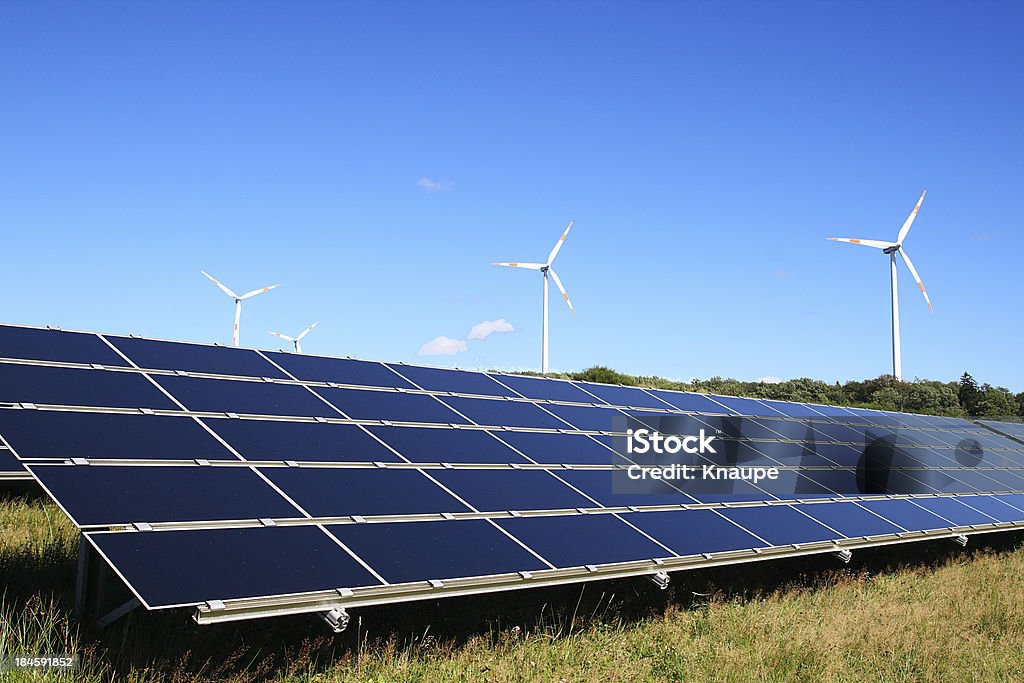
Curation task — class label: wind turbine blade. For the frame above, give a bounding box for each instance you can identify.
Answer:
[897,190,927,244]
[548,268,575,315]
[201,271,238,299]
[898,249,933,313]
[297,321,319,340]
[240,283,281,300]
[269,331,295,341]
[826,238,896,250]
[492,262,545,270]
[546,220,573,265]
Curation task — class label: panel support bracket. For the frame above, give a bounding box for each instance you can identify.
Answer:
[320,606,350,633]
[952,535,969,547]
[832,549,853,564]
[646,571,670,590]
[96,597,142,629]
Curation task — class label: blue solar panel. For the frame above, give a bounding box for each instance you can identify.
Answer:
[543,403,627,431]
[794,502,903,538]
[959,495,1024,522]
[328,520,548,584]
[108,336,288,378]
[388,364,510,396]
[207,418,400,463]
[439,396,569,430]
[982,421,1024,441]
[706,395,777,417]
[810,422,875,443]
[366,426,527,464]
[29,465,297,526]
[495,515,669,567]
[810,404,867,421]
[669,477,776,504]
[0,448,22,472]
[0,325,129,367]
[489,373,602,403]
[494,432,623,465]
[646,390,734,414]
[0,410,233,460]
[909,497,1001,526]
[718,506,838,545]
[755,400,831,419]
[0,364,177,410]
[264,352,415,388]
[554,469,697,507]
[429,469,595,512]
[993,494,1024,513]
[263,468,471,517]
[627,509,766,555]
[856,499,954,531]
[155,375,336,417]
[314,387,468,424]
[87,526,382,607]
[570,382,675,410]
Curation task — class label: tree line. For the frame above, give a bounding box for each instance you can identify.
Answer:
[551,367,1024,420]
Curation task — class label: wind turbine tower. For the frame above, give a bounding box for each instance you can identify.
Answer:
[494,221,576,374]
[828,191,933,380]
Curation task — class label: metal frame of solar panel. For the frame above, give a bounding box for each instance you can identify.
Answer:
[4,322,1024,632]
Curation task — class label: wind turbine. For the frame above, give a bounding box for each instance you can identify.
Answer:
[269,322,319,353]
[827,190,933,381]
[493,221,575,374]
[201,271,280,347]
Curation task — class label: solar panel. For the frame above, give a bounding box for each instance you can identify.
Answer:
[4,322,1024,631]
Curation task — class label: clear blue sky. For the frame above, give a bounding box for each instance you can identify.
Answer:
[1,1,1021,389]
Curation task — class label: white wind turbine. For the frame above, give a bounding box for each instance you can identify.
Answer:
[827,190,933,381]
[201,271,281,347]
[269,322,319,353]
[493,221,575,374]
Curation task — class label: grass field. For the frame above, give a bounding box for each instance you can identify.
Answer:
[3,487,1024,681]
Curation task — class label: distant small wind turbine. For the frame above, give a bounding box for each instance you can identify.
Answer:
[493,220,575,374]
[201,271,280,347]
[827,190,933,381]
[269,322,319,353]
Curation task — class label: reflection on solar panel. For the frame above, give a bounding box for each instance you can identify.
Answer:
[3,323,1024,631]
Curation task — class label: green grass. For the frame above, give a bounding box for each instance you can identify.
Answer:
[4,489,1024,681]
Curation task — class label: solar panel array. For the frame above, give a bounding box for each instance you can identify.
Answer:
[3,323,1024,625]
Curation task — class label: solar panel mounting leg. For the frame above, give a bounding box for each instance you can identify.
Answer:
[96,598,142,630]
[320,607,350,633]
[75,536,108,619]
[832,549,853,564]
[646,571,671,590]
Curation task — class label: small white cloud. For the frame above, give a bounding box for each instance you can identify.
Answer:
[757,376,783,384]
[418,336,467,356]
[417,177,454,192]
[467,318,515,341]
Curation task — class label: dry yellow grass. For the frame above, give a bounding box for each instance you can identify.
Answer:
[2,490,1024,682]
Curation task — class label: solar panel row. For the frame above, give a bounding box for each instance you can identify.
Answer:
[2,323,1023,627]
[81,492,1024,611]
[0,324,987,427]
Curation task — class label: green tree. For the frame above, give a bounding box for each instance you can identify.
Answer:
[975,384,1019,418]
[959,372,981,415]
[572,366,637,386]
